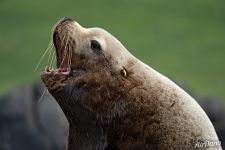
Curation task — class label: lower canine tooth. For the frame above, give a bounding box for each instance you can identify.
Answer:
[45,66,50,72]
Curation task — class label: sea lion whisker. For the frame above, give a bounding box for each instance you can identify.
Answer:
[47,43,54,63]
[69,49,72,68]
[68,45,72,69]
[58,35,69,69]
[51,20,68,35]
[35,40,53,72]
[38,88,48,103]
[63,36,71,69]
[56,30,66,45]
[55,24,67,31]
[59,31,66,41]
[57,26,69,41]
[49,50,56,69]
[51,31,66,69]
[53,51,56,68]
[67,47,70,68]
[48,43,55,68]
[49,41,57,69]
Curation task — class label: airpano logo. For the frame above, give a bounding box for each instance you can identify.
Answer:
[195,140,221,148]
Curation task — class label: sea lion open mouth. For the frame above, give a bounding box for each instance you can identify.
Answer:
[48,18,85,72]
[41,18,86,91]
[53,32,71,72]
[53,18,73,72]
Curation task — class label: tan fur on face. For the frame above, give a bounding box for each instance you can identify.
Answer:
[63,22,135,73]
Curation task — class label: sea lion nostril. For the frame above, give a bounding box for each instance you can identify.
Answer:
[58,17,73,25]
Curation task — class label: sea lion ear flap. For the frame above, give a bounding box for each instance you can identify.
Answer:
[120,67,127,78]
[120,67,141,90]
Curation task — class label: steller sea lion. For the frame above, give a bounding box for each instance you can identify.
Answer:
[41,17,221,150]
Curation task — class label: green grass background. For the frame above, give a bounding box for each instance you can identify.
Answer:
[0,0,225,99]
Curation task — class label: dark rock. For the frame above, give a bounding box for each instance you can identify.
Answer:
[0,82,68,150]
[198,96,225,149]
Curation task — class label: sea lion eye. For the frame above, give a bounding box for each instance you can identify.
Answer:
[91,40,102,52]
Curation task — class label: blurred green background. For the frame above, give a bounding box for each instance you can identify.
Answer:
[0,0,225,99]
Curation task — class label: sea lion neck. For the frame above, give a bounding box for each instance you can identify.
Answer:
[51,89,107,150]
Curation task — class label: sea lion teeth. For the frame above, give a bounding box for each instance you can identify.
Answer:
[61,71,70,75]
[57,68,70,72]
[45,66,50,72]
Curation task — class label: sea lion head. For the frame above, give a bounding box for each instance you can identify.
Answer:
[41,17,137,121]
